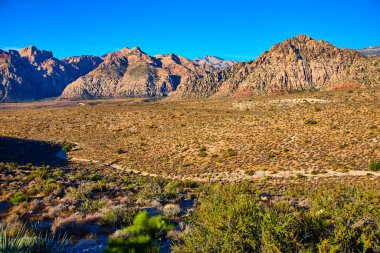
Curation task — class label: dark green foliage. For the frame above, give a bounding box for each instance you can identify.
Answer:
[369,160,380,171]
[116,149,126,155]
[62,142,74,153]
[198,147,207,157]
[105,211,174,253]
[9,193,29,205]
[173,184,380,253]
[305,119,317,125]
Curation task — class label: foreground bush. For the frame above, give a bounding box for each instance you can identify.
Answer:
[172,183,380,253]
[106,211,174,253]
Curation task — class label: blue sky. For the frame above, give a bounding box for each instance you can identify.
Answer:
[1,0,379,61]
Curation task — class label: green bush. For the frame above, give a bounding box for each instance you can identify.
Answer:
[116,148,126,155]
[369,160,380,171]
[62,142,74,153]
[305,119,317,125]
[9,193,29,205]
[105,211,173,253]
[164,181,180,198]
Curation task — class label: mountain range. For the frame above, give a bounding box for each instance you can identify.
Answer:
[1,35,380,102]
[357,46,380,56]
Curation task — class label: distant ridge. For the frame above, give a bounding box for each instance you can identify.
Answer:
[357,45,380,56]
[193,56,237,69]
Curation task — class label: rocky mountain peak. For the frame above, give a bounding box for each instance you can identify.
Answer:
[19,45,53,64]
[174,34,380,99]
[0,47,102,102]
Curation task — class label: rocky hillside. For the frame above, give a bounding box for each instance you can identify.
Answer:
[193,56,237,69]
[61,47,214,99]
[173,35,380,99]
[0,46,102,102]
[357,46,380,56]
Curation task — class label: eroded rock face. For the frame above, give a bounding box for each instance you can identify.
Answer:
[61,48,214,99]
[193,56,237,69]
[0,47,102,102]
[174,35,380,99]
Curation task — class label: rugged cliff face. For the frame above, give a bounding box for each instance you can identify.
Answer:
[173,35,380,99]
[0,46,102,102]
[61,47,214,99]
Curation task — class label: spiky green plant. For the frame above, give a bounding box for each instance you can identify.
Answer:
[0,223,70,253]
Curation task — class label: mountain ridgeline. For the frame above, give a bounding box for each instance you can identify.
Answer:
[174,35,380,99]
[60,47,215,99]
[0,46,102,102]
[1,35,380,102]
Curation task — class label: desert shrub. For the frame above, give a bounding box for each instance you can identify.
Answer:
[163,204,181,217]
[62,142,74,153]
[116,148,126,155]
[172,183,380,253]
[197,147,207,157]
[369,160,380,171]
[137,182,162,200]
[105,211,173,253]
[305,119,317,125]
[9,193,29,205]
[100,208,137,228]
[163,181,180,198]
[245,170,256,176]
[226,148,237,157]
[52,213,101,236]
[79,198,108,214]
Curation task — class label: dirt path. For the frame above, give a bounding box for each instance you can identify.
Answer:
[60,152,380,182]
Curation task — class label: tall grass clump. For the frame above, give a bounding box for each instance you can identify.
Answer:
[0,223,70,253]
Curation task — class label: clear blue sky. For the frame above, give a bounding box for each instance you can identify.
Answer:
[1,0,379,61]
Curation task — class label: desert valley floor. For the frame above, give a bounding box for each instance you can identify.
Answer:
[1,87,379,181]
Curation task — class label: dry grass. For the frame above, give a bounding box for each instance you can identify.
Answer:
[0,88,379,178]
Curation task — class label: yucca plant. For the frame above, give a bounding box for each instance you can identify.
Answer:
[0,223,70,253]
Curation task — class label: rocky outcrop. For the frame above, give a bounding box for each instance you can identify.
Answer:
[0,46,102,102]
[173,35,380,99]
[357,46,380,56]
[193,56,237,69]
[61,48,214,99]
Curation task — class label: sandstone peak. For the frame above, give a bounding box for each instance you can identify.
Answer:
[0,47,102,102]
[175,35,380,99]
[19,45,53,64]
[293,34,314,42]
